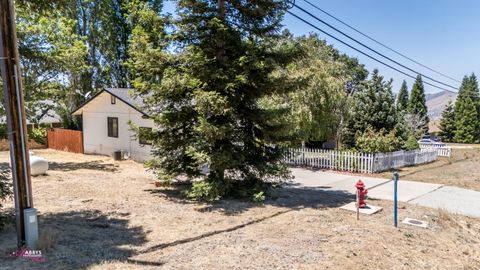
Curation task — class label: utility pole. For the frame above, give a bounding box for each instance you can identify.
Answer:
[0,0,37,249]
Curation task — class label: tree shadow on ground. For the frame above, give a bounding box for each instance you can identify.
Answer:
[0,210,159,269]
[47,161,118,172]
[146,181,355,216]
[0,160,117,173]
[145,185,194,205]
[140,185,354,256]
[206,186,355,215]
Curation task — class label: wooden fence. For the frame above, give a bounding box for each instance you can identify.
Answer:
[284,148,438,173]
[419,143,452,157]
[47,128,83,154]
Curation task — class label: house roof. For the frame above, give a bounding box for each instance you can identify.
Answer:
[71,88,149,117]
[0,99,62,124]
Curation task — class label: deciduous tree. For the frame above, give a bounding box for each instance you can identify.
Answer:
[275,33,367,146]
[12,1,163,128]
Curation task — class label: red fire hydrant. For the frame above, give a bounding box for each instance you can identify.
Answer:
[355,180,368,208]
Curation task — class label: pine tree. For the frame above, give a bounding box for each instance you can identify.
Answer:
[454,74,480,143]
[342,69,398,148]
[454,97,479,143]
[396,80,409,112]
[408,75,429,128]
[439,102,456,142]
[128,0,297,199]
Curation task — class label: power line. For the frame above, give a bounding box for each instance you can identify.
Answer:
[292,3,458,91]
[286,10,457,94]
[302,0,461,84]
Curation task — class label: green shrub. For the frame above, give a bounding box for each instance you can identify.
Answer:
[185,181,224,202]
[355,127,403,153]
[251,191,266,202]
[404,135,420,151]
[28,127,48,145]
[184,177,275,202]
[0,124,7,140]
[0,169,12,230]
[0,213,14,230]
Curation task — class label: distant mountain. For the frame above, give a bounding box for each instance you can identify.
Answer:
[426,91,457,120]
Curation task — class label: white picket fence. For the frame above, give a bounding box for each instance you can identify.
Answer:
[419,143,452,157]
[284,148,374,173]
[372,149,438,172]
[284,148,439,173]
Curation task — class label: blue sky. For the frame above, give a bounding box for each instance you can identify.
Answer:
[162,0,480,94]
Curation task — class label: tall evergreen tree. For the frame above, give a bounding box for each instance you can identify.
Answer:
[342,69,397,147]
[128,0,297,199]
[408,75,429,128]
[454,97,479,143]
[439,102,456,142]
[454,74,480,143]
[396,80,409,112]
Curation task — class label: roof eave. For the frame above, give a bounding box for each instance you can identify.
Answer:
[70,88,150,118]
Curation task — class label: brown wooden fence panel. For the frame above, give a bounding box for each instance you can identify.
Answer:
[47,128,83,154]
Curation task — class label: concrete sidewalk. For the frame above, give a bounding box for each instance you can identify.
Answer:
[290,168,480,218]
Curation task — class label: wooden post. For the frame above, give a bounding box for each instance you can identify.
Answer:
[0,0,34,248]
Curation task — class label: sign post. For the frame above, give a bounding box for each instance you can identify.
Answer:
[393,170,399,227]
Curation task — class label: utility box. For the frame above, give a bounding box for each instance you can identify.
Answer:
[113,150,124,161]
[24,208,39,248]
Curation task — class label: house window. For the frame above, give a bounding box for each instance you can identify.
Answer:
[111,95,116,104]
[107,117,118,138]
[139,127,152,145]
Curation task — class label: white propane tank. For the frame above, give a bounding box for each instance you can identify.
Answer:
[29,156,49,176]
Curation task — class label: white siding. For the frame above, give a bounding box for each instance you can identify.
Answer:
[81,92,154,161]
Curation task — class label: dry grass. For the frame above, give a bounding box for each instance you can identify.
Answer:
[0,139,45,151]
[36,228,57,251]
[436,208,455,227]
[0,149,479,269]
[378,147,480,191]
[447,143,480,149]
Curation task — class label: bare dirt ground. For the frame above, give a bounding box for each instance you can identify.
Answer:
[0,149,479,269]
[378,147,480,192]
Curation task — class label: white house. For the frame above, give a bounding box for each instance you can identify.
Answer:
[72,88,154,161]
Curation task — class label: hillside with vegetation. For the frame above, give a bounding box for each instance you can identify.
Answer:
[426,91,457,120]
